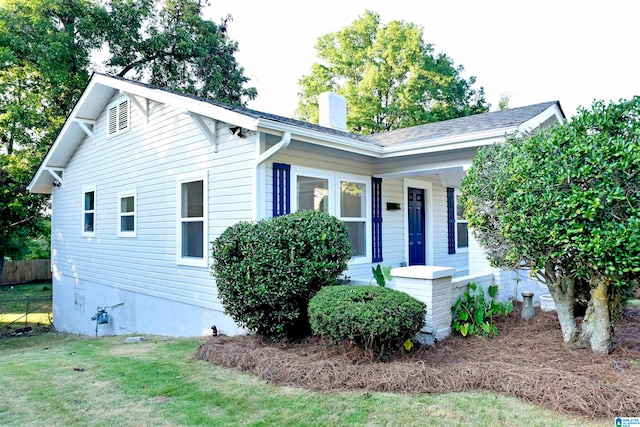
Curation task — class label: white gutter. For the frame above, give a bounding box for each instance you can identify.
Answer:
[256,131,291,165]
[254,131,292,220]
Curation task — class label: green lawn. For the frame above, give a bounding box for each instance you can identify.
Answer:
[0,333,605,426]
[0,282,52,330]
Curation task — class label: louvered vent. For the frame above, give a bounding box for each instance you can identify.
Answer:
[107,98,130,137]
[108,106,118,135]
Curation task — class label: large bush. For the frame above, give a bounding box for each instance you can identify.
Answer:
[462,97,640,354]
[211,210,351,340]
[308,285,426,359]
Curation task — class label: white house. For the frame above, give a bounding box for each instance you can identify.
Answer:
[28,73,565,337]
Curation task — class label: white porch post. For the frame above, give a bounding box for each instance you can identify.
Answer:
[390,266,456,341]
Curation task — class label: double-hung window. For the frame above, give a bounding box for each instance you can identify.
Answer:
[82,186,96,237]
[177,173,208,267]
[455,190,469,251]
[339,180,367,257]
[117,190,137,238]
[292,167,371,263]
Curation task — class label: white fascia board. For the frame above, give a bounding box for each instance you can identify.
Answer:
[379,126,517,158]
[28,78,105,193]
[517,104,564,133]
[255,119,384,157]
[101,76,259,130]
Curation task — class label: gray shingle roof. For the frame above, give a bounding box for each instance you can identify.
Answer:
[104,73,562,147]
[364,101,563,147]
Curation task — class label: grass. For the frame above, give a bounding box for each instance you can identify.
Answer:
[0,333,606,426]
[0,282,52,329]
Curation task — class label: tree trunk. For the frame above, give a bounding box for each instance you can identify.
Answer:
[579,277,612,354]
[545,272,577,344]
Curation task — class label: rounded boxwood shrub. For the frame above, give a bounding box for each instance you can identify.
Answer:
[308,285,426,359]
[211,210,351,340]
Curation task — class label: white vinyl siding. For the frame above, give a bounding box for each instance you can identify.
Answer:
[50,95,255,318]
[117,189,137,238]
[107,97,130,138]
[82,186,96,237]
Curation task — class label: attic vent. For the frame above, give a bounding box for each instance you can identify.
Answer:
[107,98,130,138]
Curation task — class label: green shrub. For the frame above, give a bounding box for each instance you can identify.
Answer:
[451,282,513,337]
[308,285,426,359]
[211,210,352,340]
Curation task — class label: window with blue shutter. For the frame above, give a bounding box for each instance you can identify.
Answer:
[272,163,291,217]
[447,187,456,254]
[372,177,383,262]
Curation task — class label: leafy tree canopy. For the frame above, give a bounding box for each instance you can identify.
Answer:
[0,149,50,275]
[0,0,256,154]
[461,97,640,354]
[0,0,256,272]
[295,10,488,134]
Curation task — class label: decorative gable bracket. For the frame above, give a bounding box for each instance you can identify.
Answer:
[120,90,149,123]
[72,118,96,143]
[184,111,218,152]
[45,167,65,187]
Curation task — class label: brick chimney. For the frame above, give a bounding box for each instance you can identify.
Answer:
[318,92,347,131]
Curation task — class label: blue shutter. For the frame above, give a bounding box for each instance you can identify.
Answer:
[272,163,290,217]
[372,177,383,262]
[447,187,456,254]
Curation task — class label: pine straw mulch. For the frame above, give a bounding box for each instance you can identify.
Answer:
[195,304,640,419]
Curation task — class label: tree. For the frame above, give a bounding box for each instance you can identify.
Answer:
[0,0,256,269]
[0,0,256,155]
[0,150,50,279]
[461,97,640,354]
[103,0,256,103]
[295,10,488,134]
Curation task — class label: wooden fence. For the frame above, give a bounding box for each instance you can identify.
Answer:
[1,259,52,284]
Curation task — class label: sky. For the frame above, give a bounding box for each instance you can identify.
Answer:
[203,0,640,120]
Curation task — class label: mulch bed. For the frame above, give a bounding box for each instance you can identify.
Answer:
[195,303,640,419]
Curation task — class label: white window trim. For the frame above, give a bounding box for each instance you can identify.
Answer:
[291,166,372,265]
[454,189,469,253]
[82,185,96,238]
[176,171,209,267]
[106,96,130,139]
[117,189,137,238]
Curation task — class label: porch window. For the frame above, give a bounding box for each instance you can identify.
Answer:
[292,168,371,263]
[455,191,469,250]
[82,186,96,237]
[339,180,367,257]
[177,172,208,267]
[117,189,136,238]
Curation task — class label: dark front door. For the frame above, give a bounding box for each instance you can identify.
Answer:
[408,188,425,265]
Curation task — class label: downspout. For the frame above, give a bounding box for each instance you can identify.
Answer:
[256,131,291,165]
[254,131,292,220]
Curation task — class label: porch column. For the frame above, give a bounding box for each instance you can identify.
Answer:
[390,266,455,341]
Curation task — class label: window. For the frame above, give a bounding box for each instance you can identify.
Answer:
[177,173,208,266]
[339,180,367,257]
[117,190,137,238]
[82,186,96,237]
[455,190,469,251]
[107,97,130,138]
[291,168,371,262]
